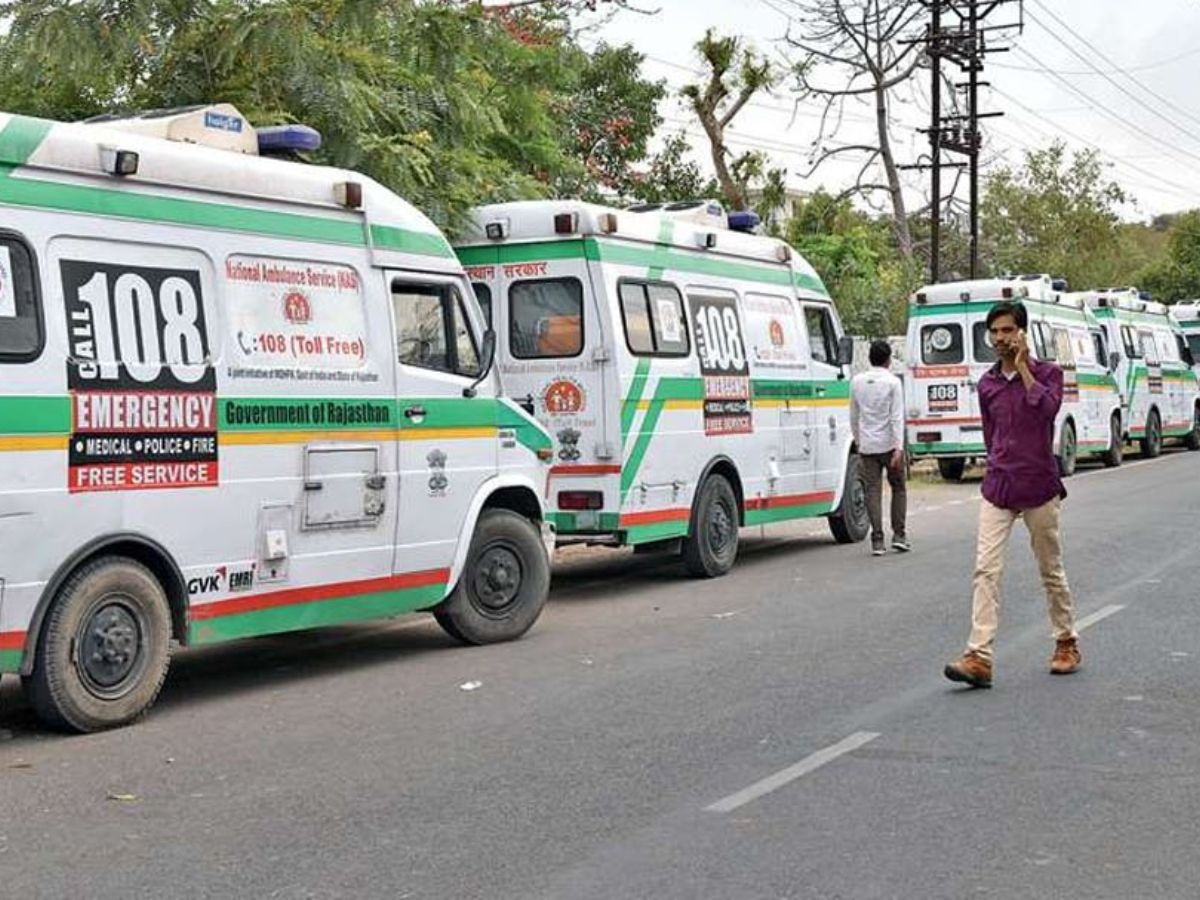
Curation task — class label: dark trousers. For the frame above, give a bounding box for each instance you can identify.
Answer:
[861,452,907,542]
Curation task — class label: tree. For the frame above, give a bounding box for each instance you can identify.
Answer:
[785,0,926,262]
[0,0,665,234]
[628,132,718,204]
[980,142,1130,290]
[558,42,666,200]
[681,29,778,212]
[784,189,916,336]
[1137,210,1200,302]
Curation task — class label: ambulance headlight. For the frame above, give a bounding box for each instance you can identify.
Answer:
[100,146,139,177]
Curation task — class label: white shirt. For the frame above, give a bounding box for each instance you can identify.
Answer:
[850,365,905,455]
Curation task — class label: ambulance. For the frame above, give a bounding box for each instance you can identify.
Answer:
[0,105,554,732]
[453,199,869,578]
[905,275,1124,480]
[1169,300,1200,376]
[1077,288,1200,456]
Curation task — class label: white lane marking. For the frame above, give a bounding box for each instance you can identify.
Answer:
[705,731,880,813]
[1075,604,1125,632]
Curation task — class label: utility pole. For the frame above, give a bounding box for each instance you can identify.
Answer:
[916,0,1022,281]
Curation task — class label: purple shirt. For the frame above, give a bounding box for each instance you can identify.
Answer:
[978,358,1067,510]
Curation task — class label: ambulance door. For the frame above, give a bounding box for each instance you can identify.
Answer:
[388,271,496,575]
[743,292,814,496]
[911,310,975,451]
[1050,324,1080,435]
[503,247,611,515]
[799,302,848,497]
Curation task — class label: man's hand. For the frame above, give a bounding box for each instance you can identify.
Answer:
[1014,329,1031,372]
[889,448,905,471]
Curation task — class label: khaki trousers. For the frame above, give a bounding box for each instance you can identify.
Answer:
[967,497,1076,662]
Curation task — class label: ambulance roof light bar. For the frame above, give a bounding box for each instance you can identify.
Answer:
[257,124,322,156]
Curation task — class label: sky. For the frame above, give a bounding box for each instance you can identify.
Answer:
[576,0,1200,220]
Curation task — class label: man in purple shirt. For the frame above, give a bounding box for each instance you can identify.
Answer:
[944,300,1081,689]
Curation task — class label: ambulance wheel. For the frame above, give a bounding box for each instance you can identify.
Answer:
[1057,420,1077,477]
[682,474,740,578]
[434,510,549,645]
[828,453,870,544]
[1101,414,1123,467]
[1139,410,1162,458]
[25,557,171,733]
[937,458,966,482]
[1185,405,1200,451]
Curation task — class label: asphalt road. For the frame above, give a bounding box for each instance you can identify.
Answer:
[4,449,1200,899]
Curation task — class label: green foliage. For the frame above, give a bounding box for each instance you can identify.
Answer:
[980,141,1130,289]
[784,190,917,336]
[629,132,718,204]
[1136,209,1200,302]
[0,0,664,235]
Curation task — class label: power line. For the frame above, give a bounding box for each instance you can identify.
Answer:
[1010,45,1200,171]
[989,45,1200,76]
[1026,0,1200,132]
[1024,3,1200,149]
[989,84,1198,200]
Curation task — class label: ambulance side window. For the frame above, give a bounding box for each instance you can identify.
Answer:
[393,281,480,377]
[1156,329,1178,363]
[1139,329,1160,365]
[1031,322,1055,361]
[1091,330,1107,366]
[1121,325,1141,358]
[805,306,839,365]
[618,280,689,357]
[919,323,962,365]
[1052,326,1075,368]
[471,283,492,328]
[972,322,997,363]
[510,278,583,359]
[0,235,43,362]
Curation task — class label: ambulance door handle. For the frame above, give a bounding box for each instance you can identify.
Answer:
[815,386,827,397]
[303,481,323,492]
[403,405,427,419]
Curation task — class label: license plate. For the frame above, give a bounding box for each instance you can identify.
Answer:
[927,383,959,412]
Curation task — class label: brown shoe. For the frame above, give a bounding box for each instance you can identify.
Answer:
[944,652,992,688]
[1050,638,1081,675]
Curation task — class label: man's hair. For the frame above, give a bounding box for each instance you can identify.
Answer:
[986,300,1028,330]
[868,339,892,367]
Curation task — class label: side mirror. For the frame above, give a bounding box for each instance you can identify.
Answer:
[836,335,855,367]
[1108,350,1121,371]
[462,328,497,398]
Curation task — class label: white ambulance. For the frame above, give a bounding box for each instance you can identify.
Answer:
[0,106,554,732]
[453,200,869,578]
[1169,300,1200,377]
[905,275,1124,479]
[1078,288,1200,456]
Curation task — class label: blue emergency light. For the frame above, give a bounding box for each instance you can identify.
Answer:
[257,124,322,155]
[727,210,761,233]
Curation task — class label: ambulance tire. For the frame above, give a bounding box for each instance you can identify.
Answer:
[937,458,966,482]
[1057,420,1077,477]
[682,475,740,578]
[1185,404,1200,451]
[24,557,172,733]
[828,453,870,545]
[1139,410,1163,459]
[1101,414,1123,467]
[433,510,549,645]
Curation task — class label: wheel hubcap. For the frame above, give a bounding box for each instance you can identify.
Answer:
[473,545,523,613]
[708,501,734,553]
[77,599,144,697]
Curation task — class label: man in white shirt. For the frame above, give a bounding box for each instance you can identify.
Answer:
[850,340,909,556]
